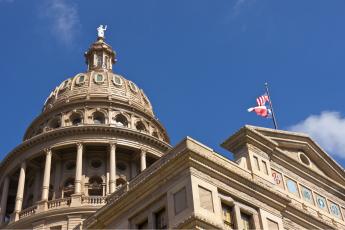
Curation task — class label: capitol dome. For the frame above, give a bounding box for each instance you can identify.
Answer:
[0,28,171,229]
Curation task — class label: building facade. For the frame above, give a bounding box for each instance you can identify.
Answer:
[1,31,345,230]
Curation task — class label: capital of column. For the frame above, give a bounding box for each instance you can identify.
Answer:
[76,142,83,150]
[44,147,52,155]
[109,142,117,149]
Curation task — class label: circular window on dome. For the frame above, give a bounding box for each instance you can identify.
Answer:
[116,162,127,171]
[66,161,76,170]
[94,74,104,84]
[299,152,311,167]
[76,75,85,86]
[129,81,138,93]
[90,159,102,169]
[112,75,123,87]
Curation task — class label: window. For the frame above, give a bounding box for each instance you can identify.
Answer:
[94,74,104,84]
[49,117,61,129]
[285,178,299,196]
[267,219,279,230]
[136,121,147,132]
[299,153,311,166]
[271,169,284,189]
[262,160,268,175]
[329,201,341,218]
[174,187,187,215]
[199,186,214,212]
[70,113,82,125]
[63,178,75,198]
[88,176,103,196]
[66,161,76,170]
[90,159,102,169]
[112,75,123,86]
[253,156,260,170]
[316,194,327,211]
[222,203,234,228]
[117,162,127,171]
[129,81,138,93]
[155,208,167,229]
[241,212,253,230]
[301,186,313,204]
[137,219,148,229]
[97,54,102,67]
[93,112,105,124]
[76,75,85,85]
[114,114,128,127]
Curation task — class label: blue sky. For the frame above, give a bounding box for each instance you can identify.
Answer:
[1,0,345,167]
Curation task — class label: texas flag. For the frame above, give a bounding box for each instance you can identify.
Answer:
[248,95,272,118]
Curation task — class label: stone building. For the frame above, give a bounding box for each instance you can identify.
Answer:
[1,31,345,230]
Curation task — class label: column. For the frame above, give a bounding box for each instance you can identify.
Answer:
[0,177,10,224]
[14,161,26,220]
[41,148,52,201]
[74,143,83,194]
[109,143,116,193]
[140,149,147,172]
[53,159,61,199]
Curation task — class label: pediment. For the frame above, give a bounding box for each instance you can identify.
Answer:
[222,125,345,186]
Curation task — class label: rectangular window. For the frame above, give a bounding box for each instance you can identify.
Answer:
[267,218,279,230]
[262,160,268,175]
[155,208,167,229]
[329,201,341,218]
[199,186,214,212]
[301,186,314,204]
[253,156,260,171]
[241,212,253,230]
[315,194,328,212]
[137,219,148,229]
[285,177,299,196]
[174,187,187,215]
[221,203,234,228]
[271,169,284,189]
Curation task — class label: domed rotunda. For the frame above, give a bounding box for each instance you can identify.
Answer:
[0,28,171,229]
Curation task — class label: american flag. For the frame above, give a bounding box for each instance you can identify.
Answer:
[256,95,269,106]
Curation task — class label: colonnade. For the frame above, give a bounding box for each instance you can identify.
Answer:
[0,142,149,224]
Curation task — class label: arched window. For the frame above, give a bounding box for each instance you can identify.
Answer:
[152,131,159,138]
[70,113,83,126]
[88,176,103,196]
[116,178,126,187]
[136,121,147,132]
[93,112,105,124]
[49,117,61,129]
[63,178,75,198]
[114,114,128,127]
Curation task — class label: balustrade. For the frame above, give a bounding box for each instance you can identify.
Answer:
[47,197,72,209]
[18,206,37,219]
[82,196,106,205]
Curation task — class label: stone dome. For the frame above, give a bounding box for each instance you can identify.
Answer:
[43,71,154,116]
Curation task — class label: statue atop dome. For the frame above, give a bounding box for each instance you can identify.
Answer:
[97,25,107,38]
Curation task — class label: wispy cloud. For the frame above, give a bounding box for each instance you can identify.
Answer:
[40,0,81,45]
[289,111,345,158]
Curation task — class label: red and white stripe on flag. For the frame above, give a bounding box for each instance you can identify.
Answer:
[256,95,269,106]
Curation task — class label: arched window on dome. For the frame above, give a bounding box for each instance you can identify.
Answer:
[152,130,159,139]
[92,112,105,124]
[49,117,61,129]
[70,113,83,126]
[136,121,147,132]
[88,176,103,196]
[116,178,126,187]
[114,114,128,127]
[63,178,75,198]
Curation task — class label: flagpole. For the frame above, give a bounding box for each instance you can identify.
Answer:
[265,82,278,130]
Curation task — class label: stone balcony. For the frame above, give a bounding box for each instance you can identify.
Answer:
[9,195,106,224]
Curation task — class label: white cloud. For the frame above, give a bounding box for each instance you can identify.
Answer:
[41,0,80,44]
[289,111,345,158]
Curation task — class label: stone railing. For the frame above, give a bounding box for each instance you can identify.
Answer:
[47,197,71,209]
[19,205,37,219]
[82,196,106,205]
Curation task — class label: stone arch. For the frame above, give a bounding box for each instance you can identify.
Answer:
[69,111,83,126]
[135,120,148,132]
[114,113,128,127]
